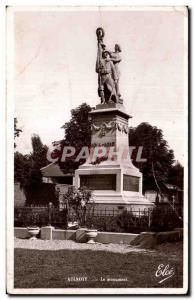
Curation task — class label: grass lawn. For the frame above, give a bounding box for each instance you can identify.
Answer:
[14,242,183,288]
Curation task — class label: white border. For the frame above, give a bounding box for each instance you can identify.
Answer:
[4,3,189,296]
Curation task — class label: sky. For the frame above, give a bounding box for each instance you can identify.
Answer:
[13,7,187,164]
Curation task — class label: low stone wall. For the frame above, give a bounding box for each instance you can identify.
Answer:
[14,227,31,239]
[14,227,182,246]
[14,226,138,244]
[40,227,138,244]
[95,232,137,244]
[131,229,183,249]
[52,229,76,241]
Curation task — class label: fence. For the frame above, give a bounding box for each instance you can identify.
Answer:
[83,209,151,233]
[14,204,183,233]
[14,205,67,228]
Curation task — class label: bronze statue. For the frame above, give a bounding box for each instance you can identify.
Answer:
[96,28,121,104]
[110,44,122,98]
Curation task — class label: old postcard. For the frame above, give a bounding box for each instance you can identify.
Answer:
[6,6,188,295]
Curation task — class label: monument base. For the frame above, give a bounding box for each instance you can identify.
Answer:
[75,102,154,212]
[75,160,154,212]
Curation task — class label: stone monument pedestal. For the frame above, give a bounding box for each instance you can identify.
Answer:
[75,103,154,211]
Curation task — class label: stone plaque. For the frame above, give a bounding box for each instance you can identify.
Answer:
[80,174,116,190]
[123,175,139,192]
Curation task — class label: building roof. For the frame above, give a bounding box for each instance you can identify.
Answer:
[40,163,73,177]
[145,183,183,193]
[164,183,183,192]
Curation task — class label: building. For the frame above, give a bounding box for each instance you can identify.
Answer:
[144,183,183,207]
[40,162,74,208]
[41,162,74,185]
[14,182,26,207]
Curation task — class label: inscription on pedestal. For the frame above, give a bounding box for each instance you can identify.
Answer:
[80,174,116,190]
[123,175,139,192]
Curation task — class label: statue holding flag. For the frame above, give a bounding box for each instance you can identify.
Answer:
[95,28,122,104]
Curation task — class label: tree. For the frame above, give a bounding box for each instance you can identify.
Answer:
[27,135,48,186]
[31,134,48,168]
[14,152,32,188]
[14,118,22,148]
[14,134,48,188]
[62,103,92,148]
[53,103,92,171]
[129,122,175,192]
[168,161,184,190]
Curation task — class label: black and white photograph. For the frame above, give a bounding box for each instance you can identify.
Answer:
[6,5,188,295]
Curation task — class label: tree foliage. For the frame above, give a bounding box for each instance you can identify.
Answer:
[62,103,92,149]
[14,118,22,148]
[14,152,32,188]
[54,103,92,171]
[14,134,48,188]
[129,122,175,191]
[150,204,183,232]
[168,162,184,189]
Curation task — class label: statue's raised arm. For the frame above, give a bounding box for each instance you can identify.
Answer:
[96,28,105,73]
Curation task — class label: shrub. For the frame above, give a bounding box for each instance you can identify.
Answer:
[85,211,150,233]
[104,217,123,232]
[14,207,49,227]
[14,206,68,228]
[85,215,106,231]
[86,216,123,232]
[62,186,93,227]
[150,205,183,232]
[116,210,149,233]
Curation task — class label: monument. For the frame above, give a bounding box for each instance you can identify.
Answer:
[75,28,154,211]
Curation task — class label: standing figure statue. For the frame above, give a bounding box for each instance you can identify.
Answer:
[96,28,119,104]
[110,44,122,99]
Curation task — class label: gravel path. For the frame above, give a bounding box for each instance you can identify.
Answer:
[14,238,153,254]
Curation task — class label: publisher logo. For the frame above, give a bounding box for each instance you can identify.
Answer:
[155,264,175,284]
